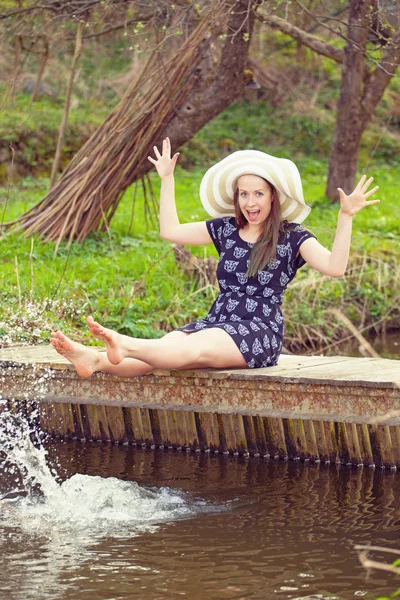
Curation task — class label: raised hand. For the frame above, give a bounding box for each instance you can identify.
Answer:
[147,137,179,179]
[338,175,380,216]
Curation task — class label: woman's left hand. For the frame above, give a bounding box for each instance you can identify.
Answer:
[338,175,380,216]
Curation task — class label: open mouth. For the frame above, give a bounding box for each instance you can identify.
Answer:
[247,209,261,222]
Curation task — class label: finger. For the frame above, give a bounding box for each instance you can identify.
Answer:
[356,174,367,189]
[365,199,380,206]
[337,187,346,199]
[153,145,161,159]
[148,156,156,164]
[361,176,374,193]
[364,185,379,199]
[172,152,180,165]
[165,137,171,157]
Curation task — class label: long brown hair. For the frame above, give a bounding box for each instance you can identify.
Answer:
[233,178,285,278]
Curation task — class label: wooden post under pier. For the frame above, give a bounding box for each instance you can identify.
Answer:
[1,346,400,468]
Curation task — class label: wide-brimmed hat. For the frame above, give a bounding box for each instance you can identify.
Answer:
[199,150,311,223]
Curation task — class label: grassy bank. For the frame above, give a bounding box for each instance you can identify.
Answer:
[1,148,399,357]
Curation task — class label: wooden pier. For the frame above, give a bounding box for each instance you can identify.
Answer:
[1,345,400,467]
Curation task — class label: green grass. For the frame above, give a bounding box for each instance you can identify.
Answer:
[0,154,398,355]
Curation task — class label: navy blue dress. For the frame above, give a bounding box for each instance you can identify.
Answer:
[177,217,316,368]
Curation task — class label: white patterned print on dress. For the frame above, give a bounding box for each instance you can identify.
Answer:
[271,335,278,349]
[240,339,249,353]
[195,321,207,330]
[247,358,256,368]
[261,357,272,367]
[268,258,281,270]
[275,310,284,324]
[238,323,250,336]
[208,316,216,323]
[220,252,225,260]
[250,321,260,332]
[215,300,224,314]
[219,279,227,290]
[226,238,236,249]
[236,272,248,285]
[271,296,281,304]
[263,335,271,349]
[263,287,274,298]
[246,285,258,295]
[226,298,240,312]
[233,247,249,259]
[229,285,241,292]
[277,243,290,257]
[224,260,239,273]
[230,314,241,321]
[223,324,237,335]
[217,226,223,241]
[245,298,258,312]
[219,315,227,321]
[269,320,279,333]
[262,304,272,317]
[223,222,236,237]
[280,272,290,286]
[252,339,264,355]
[258,271,273,285]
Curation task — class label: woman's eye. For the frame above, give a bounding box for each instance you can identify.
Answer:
[256,192,264,197]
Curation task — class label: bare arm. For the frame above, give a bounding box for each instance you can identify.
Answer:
[148,138,213,246]
[299,175,380,277]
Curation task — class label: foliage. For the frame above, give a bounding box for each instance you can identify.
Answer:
[0,158,398,354]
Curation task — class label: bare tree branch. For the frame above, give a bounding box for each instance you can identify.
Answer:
[362,28,400,115]
[256,12,344,63]
[65,13,155,40]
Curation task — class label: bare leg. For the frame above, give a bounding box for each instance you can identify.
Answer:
[87,316,247,370]
[50,329,191,378]
[50,331,153,378]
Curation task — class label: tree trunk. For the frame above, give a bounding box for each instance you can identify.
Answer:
[10,35,22,102]
[257,3,400,202]
[325,0,371,200]
[7,0,259,247]
[49,22,83,189]
[31,37,49,102]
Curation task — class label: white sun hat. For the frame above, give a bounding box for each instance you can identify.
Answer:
[199,150,311,223]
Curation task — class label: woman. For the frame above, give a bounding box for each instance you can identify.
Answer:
[50,138,379,377]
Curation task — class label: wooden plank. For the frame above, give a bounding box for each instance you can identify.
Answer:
[303,420,319,461]
[313,420,328,462]
[156,409,171,448]
[196,412,220,452]
[185,411,199,451]
[337,422,350,464]
[1,346,399,385]
[253,415,268,457]
[263,416,287,458]
[283,418,298,459]
[105,405,127,444]
[242,415,259,456]
[359,423,374,465]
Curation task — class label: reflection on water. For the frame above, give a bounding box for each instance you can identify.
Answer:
[1,408,400,600]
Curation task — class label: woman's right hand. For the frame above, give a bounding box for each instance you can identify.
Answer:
[148,137,179,179]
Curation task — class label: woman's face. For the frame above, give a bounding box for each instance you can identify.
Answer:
[237,175,273,227]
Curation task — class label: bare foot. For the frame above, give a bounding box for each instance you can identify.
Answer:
[86,316,126,365]
[50,331,102,378]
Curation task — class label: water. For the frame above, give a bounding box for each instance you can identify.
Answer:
[1,409,400,600]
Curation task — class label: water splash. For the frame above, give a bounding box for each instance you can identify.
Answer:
[0,406,198,540]
[0,406,204,600]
